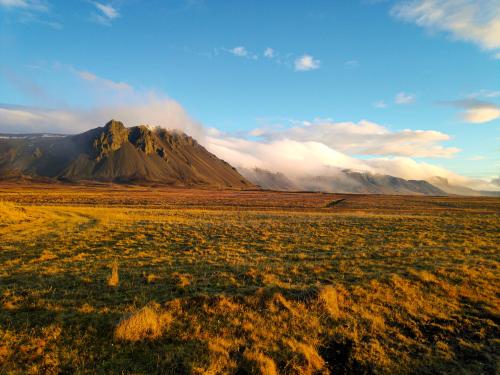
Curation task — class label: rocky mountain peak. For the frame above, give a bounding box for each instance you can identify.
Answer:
[92,120,129,161]
[128,125,159,155]
[104,119,126,132]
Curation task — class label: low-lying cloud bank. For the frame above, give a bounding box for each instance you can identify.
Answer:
[206,134,496,192]
[0,101,497,193]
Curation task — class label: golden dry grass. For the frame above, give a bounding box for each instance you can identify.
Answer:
[241,349,278,375]
[0,183,499,374]
[114,303,172,341]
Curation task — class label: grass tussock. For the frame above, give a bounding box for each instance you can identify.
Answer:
[317,285,345,319]
[114,303,172,341]
[241,349,278,375]
[0,201,28,223]
[107,261,119,287]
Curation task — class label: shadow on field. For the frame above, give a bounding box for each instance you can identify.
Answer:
[1,269,499,374]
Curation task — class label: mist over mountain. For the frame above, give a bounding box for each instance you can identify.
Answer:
[239,168,446,196]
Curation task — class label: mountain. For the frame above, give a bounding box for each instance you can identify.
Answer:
[239,168,447,196]
[238,168,298,191]
[0,120,253,188]
[429,176,500,197]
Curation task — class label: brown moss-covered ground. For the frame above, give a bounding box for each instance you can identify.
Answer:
[0,183,499,374]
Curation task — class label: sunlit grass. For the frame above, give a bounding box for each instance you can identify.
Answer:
[0,185,498,374]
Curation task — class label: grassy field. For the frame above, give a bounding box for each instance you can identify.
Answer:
[0,183,499,374]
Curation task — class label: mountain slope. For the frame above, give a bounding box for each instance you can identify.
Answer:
[0,120,253,188]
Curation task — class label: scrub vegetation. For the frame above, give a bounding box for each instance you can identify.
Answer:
[0,183,499,374]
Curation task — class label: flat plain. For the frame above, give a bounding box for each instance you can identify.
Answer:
[0,183,499,374]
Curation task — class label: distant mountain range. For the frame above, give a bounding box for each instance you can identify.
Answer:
[239,168,500,196]
[0,120,252,188]
[1,120,497,196]
[239,168,447,196]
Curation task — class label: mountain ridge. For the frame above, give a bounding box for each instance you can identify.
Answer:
[0,120,253,188]
[239,167,447,196]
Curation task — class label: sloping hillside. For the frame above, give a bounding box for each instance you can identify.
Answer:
[0,120,253,188]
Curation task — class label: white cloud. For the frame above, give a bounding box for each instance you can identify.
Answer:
[250,119,460,158]
[91,2,119,26]
[0,0,59,27]
[94,2,118,19]
[392,0,500,56]
[0,98,205,140]
[207,136,369,177]
[230,46,248,57]
[0,106,43,125]
[470,89,500,98]
[450,99,500,123]
[0,0,48,11]
[463,105,500,123]
[264,47,275,58]
[0,0,25,6]
[205,134,496,191]
[227,46,259,60]
[373,100,387,109]
[294,54,320,71]
[395,92,416,104]
[222,47,320,70]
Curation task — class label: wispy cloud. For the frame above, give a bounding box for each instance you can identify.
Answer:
[344,60,359,68]
[466,155,486,161]
[392,0,500,57]
[294,54,320,71]
[75,68,132,91]
[91,1,119,26]
[395,92,416,105]
[0,0,48,12]
[0,67,203,138]
[263,47,275,58]
[0,0,61,28]
[223,46,320,71]
[470,89,500,99]
[373,100,387,109]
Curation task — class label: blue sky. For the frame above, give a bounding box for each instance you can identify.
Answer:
[0,0,499,186]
